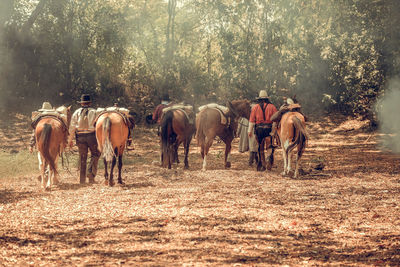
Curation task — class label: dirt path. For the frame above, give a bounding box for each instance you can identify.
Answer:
[1,116,400,266]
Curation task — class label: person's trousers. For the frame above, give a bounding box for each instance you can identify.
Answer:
[76,132,100,183]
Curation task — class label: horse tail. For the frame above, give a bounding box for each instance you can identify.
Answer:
[196,111,206,144]
[102,116,114,162]
[287,116,309,155]
[161,110,174,158]
[38,123,58,175]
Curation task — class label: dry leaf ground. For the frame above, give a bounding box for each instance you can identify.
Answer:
[1,114,400,266]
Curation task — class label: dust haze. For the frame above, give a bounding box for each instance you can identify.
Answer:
[376,77,400,153]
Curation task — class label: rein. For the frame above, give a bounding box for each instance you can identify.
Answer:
[61,149,75,176]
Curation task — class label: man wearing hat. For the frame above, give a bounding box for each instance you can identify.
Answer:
[152,93,171,125]
[68,94,100,184]
[29,102,54,152]
[248,90,278,171]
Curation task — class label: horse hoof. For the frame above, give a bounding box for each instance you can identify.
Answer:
[44,187,51,192]
[225,162,231,168]
[104,180,109,186]
[37,175,42,182]
[109,181,115,187]
[257,166,266,172]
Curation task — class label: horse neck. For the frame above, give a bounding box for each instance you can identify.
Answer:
[232,101,250,119]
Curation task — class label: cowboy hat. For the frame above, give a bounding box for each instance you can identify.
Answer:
[38,102,53,111]
[256,90,269,100]
[78,94,92,104]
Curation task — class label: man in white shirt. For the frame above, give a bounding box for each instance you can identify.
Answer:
[68,94,100,184]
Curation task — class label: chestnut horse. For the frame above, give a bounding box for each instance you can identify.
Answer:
[196,100,251,170]
[35,106,71,190]
[278,110,308,178]
[160,107,196,169]
[95,112,129,186]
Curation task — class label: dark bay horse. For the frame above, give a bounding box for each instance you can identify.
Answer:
[95,112,129,186]
[35,106,71,190]
[196,100,251,170]
[277,107,309,178]
[160,107,196,169]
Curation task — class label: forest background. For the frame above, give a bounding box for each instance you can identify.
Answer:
[0,0,399,127]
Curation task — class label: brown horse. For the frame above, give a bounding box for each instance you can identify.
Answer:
[278,111,309,178]
[95,112,129,186]
[160,107,196,169]
[35,106,71,190]
[196,100,251,170]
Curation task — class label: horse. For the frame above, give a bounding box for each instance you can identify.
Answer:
[277,105,309,178]
[34,106,71,190]
[196,100,251,170]
[95,112,129,186]
[160,106,196,169]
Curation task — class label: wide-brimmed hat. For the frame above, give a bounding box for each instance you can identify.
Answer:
[38,102,53,111]
[256,90,269,100]
[78,94,92,104]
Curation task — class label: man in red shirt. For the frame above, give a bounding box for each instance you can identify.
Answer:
[248,90,278,171]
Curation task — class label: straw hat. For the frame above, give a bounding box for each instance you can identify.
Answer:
[38,102,53,111]
[256,90,269,100]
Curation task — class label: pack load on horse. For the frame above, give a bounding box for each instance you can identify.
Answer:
[160,103,196,169]
[94,106,132,186]
[271,97,309,178]
[248,90,278,172]
[31,102,71,190]
[196,100,251,170]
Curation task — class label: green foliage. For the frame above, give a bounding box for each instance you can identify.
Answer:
[0,0,399,121]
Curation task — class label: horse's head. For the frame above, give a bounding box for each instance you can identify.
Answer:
[226,99,251,137]
[55,105,72,129]
[227,99,251,120]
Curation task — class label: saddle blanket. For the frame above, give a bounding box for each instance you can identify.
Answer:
[31,106,69,129]
[198,103,229,125]
[162,104,194,124]
[94,107,130,127]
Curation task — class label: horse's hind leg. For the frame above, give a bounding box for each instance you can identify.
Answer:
[183,138,190,169]
[40,160,47,189]
[287,149,293,176]
[202,136,213,171]
[37,152,43,182]
[53,154,60,185]
[104,158,109,186]
[109,155,117,187]
[281,148,288,176]
[173,141,180,164]
[117,155,124,185]
[294,144,304,178]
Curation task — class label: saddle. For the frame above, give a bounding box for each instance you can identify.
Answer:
[162,104,195,125]
[94,107,131,127]
[31,114,68,132]
[198,103,230,125]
